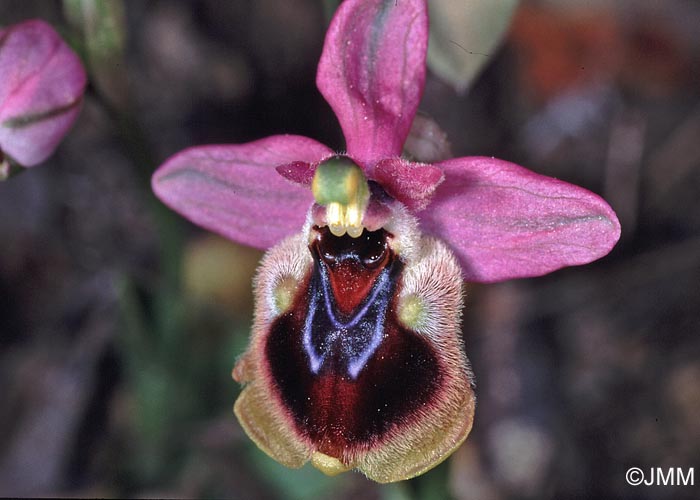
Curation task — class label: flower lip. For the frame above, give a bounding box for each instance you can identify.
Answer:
[236,202,475,482]
[264,234,445,459]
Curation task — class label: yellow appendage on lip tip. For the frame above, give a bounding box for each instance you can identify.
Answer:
[311,452,350,476]
[312,157,369,238]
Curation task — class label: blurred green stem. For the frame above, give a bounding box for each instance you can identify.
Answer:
[113,106,184,289]
[64,0,183,287]
[67,0,189,486]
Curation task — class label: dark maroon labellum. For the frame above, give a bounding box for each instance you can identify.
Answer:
[265,227,442,458]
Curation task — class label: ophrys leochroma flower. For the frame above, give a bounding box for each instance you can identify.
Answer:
[152,0,620,482]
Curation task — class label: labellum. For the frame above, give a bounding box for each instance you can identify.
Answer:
[233,157,476,482]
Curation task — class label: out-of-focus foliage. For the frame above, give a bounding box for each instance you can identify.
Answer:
[427,0,519,93]
[63,0,128,107]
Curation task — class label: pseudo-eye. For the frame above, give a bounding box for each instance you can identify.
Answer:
[232,157,476,482]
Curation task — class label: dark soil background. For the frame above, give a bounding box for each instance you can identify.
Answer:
[1,1,699,499]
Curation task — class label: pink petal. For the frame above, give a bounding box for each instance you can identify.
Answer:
[372,158,444,211]
[420,157,621,283]
[152,135,333,250]
[275,161,316,187]
[0,20,86,167]
[316,0,427,166]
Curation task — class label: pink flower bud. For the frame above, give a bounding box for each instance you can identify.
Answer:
[0,19,87,167]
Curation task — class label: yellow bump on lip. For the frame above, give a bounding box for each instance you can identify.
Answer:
[272,275,298,315]
[312,157,369,238]
[397,293,426,330]
[311,451,351,476]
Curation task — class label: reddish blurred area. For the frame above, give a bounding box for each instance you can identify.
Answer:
[510,2,697,101]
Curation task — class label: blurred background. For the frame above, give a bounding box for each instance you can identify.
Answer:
[1,0,699,498]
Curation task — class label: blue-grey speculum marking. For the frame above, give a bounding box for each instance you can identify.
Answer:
[302,253,397,379]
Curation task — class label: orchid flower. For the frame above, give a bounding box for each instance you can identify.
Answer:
[0,19,86,170]
[152,0,620,483]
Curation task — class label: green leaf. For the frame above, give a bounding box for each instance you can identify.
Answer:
[427,0,519,93]
[63,0,129,108]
